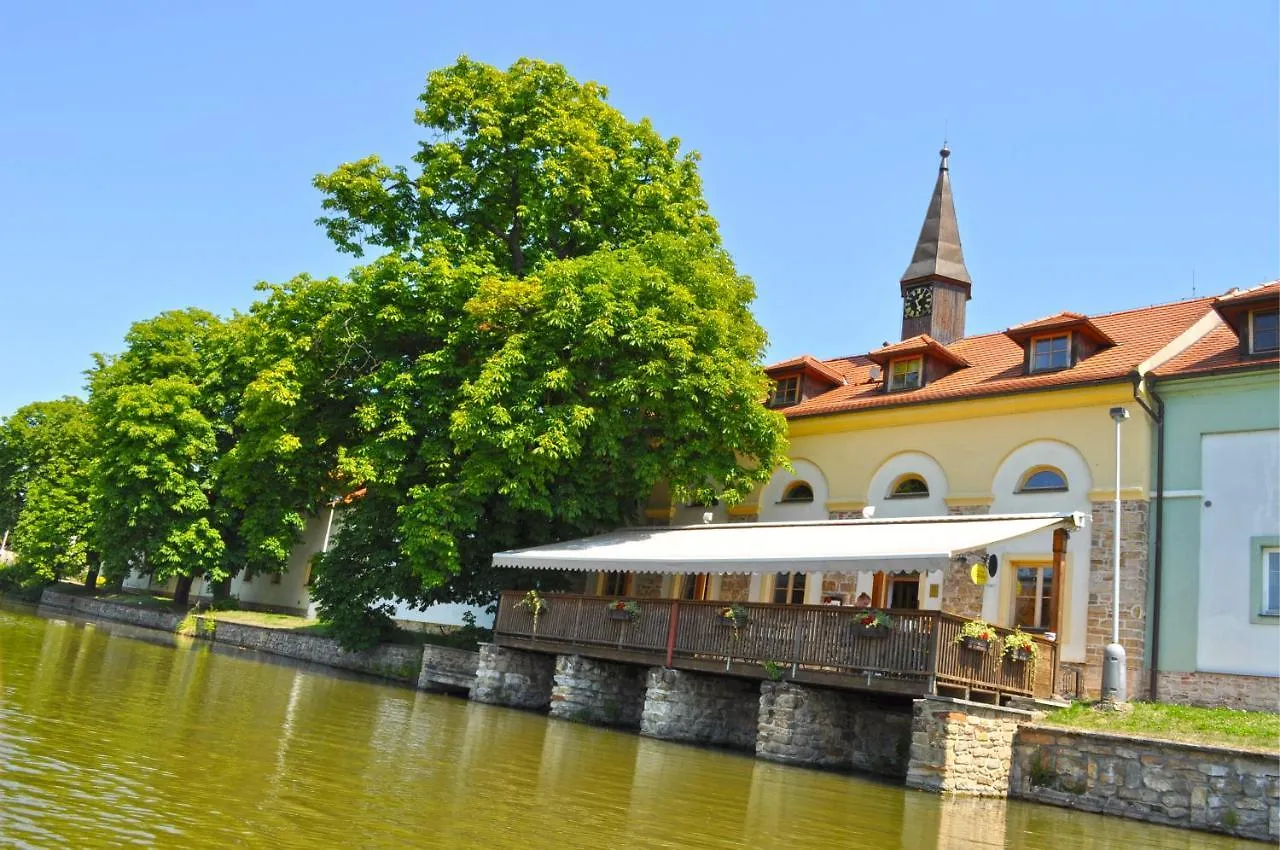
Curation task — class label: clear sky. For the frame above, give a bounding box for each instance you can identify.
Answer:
[1,1,1275,417]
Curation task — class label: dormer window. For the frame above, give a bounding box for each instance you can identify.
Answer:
[1031,334,1071,372]
[889,357,923,391]
[770,376,800,407]
[1251,309,1278,354]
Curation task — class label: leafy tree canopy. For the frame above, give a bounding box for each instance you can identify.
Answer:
[0,397,96,584]
[249,57,791,646]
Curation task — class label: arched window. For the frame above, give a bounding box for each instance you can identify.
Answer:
[1017,467,1069,493]
[780,481,815,503]
[889,475,929,498]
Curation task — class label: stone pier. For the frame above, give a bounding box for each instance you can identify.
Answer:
[548,654,648,728]
[905,696,1033,796]
[470,644,556,710]
[755,681,912,777]
[640,668,758,750]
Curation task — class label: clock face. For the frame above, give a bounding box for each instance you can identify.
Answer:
[903,286,933,318]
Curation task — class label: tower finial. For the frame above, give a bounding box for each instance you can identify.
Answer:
[939,143,950,172]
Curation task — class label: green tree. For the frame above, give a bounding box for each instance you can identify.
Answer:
[88,309,247,604]
[0,397,97,587]
[240,57,787,647]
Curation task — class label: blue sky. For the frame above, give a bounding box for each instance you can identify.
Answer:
[1,1,1275,417]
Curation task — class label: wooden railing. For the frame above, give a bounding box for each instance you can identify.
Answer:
[495,592,1058,700]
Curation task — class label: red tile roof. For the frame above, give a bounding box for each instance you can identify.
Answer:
[777,296,1218,419]
[865,334,970,368]
[1004,312,1115,346]
[1152,323,1280,379]
[1213,280,1280,308]
[763,354,846,386]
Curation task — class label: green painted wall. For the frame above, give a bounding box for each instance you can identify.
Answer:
[1150,369,1280,672]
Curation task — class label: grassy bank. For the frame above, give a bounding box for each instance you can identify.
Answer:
[1042,702,1280,752]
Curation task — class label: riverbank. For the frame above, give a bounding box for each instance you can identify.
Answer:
[36,586,479,688]
[30,587,1277,842]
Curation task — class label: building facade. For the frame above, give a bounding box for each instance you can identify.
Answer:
[1147,283,1280,711]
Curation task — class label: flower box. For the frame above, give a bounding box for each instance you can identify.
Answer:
[608,609,634,621]
[856,626,890,639]
[718,615,749,627]
[960,635,991,653]
[1007,646,1033,663]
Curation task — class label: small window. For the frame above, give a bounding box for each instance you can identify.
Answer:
[1014,562,1057,630]
[1251,310,1279,354]
[1031,334,1071,372]
[602,571,632,596]
[770,376,800,407]
[1018,467,1069,493]
[1264,549,1280,616]
[890,475,929,498]
[270,572,282,585]
[780,482,814,503]
[773,572,807,605]
[889,357,923,391]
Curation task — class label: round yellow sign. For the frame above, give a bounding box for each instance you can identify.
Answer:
[970,563,989,586]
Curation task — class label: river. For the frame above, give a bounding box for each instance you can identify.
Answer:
[0,602,1257,848]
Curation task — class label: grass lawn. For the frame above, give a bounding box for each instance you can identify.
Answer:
[1042,702,1280,752]
[206,609,332,637]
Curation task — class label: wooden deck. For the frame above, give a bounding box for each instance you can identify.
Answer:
[494,592,1058,702]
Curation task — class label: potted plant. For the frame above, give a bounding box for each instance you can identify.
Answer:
[607,599,641,622]
[1002,628,1040,664]
[719,604,750,631]
[516,589,547,633]
[955,618,997,653]
[853,609,892,638]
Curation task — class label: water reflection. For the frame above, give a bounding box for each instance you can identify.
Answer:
[0,602,1258,849]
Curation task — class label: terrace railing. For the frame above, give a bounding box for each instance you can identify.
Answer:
[494,592,1057,700]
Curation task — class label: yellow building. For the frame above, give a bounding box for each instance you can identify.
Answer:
[620,148,1224,698]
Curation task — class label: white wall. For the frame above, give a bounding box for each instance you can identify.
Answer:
[988,440,1092,664]
[864,452,950,609]
[1197,430,1280,676]
[758,460,829,603]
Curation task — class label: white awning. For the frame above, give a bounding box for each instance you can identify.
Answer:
[492,512,1087,575]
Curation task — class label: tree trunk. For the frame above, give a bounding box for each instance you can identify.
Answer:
[83,566,100,592]
[173,574,194,608]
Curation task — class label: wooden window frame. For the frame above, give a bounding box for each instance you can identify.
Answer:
[771,572,807,605]
[677,573,709,601]
[779,481,815,503]
[888,473,930,499]
[1011,559,1058,633]
[1016,465,1069,493]
[770,375,800,407]
[884,574,920,609]
[599,571,634,597]
[888,356,923,392]
[1250,309,1279,355]
[1029,333,1072,373]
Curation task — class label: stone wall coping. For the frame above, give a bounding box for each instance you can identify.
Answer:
[920,695,1037,720]
[1024,722,1280,760]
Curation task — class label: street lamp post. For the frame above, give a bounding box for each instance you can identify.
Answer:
[1102,406,1131,703]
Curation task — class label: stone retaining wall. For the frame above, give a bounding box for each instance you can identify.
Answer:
[203,619,423,684]
[39,588,424,685]
[40,589,186,632]
[471,644,556,710]
[1155,670,1279,714]
[418,645,480,692]
[549,654,647,728]
[640,668,758,750]
[1011,725,1279,842]
[906,696,1031,796]
[756,682,912,777]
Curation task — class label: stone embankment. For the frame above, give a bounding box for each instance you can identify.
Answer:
[39,588,479,690]
[1011,725,1279,843]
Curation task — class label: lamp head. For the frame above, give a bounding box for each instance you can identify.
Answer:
[1109,406,1130,423]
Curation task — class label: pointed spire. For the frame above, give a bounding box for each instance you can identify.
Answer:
[900,145,972,288]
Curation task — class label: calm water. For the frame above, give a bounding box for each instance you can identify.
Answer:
[0,603,1257,849]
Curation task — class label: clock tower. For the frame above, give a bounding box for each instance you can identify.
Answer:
[900,145,972,345]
